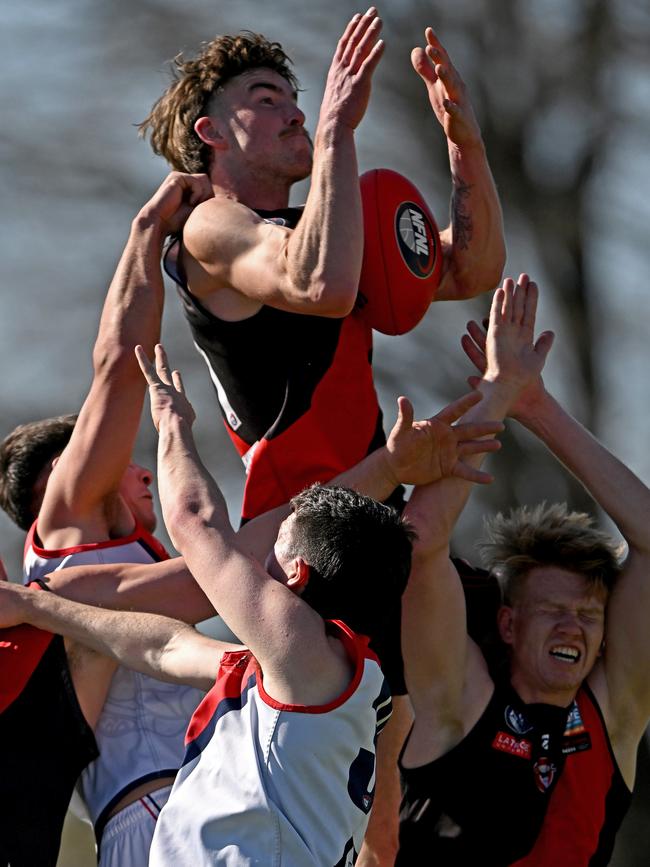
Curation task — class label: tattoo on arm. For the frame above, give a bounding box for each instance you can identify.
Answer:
[451,175,474,251]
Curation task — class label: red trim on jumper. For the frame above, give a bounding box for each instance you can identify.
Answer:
[185,623,379,745]
[25,519,169,562]
[184,648,254,745]
[225,420,253,457]
[254,620,375,714]
[512,685,630,866]
[0,623,53,713]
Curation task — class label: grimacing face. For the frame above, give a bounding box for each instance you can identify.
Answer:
[499,566,607,705]
[208,68,313,183]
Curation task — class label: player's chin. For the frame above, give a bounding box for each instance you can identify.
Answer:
[138,507,157,534]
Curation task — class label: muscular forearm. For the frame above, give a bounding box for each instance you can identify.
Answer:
[43,558,216,624]
[157,415,236,559]
[92,213,167,372]
[16,587,193,681]
[437,141,505,300]
[328,444,398,503]
[406,378,514,550]
[285,123,362,315]
[516,391,650,552]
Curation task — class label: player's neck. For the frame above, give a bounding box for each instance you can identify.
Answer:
[509,670,578,709]
[210,170,291,211]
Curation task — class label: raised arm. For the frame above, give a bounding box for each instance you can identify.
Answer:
[512,393,650,755]
[39,173,213,546]
[411,27,505,301]
[402,276,553,760]
[0,581,225,691]
[183,10,384,319]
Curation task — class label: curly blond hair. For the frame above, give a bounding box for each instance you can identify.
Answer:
[479,502,624,605]
[139,32,298,173]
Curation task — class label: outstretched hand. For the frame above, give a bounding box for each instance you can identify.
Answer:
[411,27,482,149]
[320,7,385,130]
[461,274,554,417]
[136,344,197,433]
[385,391,503,487]
[138,172,214,237]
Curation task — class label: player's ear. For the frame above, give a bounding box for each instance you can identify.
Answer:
[194,116,228,151]
[497,606,515,645]
[286,557,310,594]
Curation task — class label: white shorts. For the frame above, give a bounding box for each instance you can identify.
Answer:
[99,784,172,867]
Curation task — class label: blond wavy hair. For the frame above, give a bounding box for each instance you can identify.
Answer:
[479,502,624,605]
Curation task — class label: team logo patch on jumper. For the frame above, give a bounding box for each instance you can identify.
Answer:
[534,757,557,792]
[504,705,533,735]
[561,700,592,754]
[492,731,532,759]
[395,203,437,278]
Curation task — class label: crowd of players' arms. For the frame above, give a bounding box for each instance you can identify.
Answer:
[1,8,648,867]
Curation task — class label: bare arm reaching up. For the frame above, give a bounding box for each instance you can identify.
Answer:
[402,276,553,767]
[38,173,213,548]
[463,311,650,787]
[411,27,505,301]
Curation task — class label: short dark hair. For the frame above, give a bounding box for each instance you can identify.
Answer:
[0,415,77,530]
[288,485,416,640]
[139,32,298,173]
[479,502,623,605]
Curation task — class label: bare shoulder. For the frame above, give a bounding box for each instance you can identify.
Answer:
[183,196,262,260]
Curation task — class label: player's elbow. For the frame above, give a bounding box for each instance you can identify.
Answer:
[298,273,357,317]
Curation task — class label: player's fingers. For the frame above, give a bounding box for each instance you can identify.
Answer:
[0,559,8,582]
[411,46,439,85]
[433,63,462,104]
[461,333,487,373]
[455,420,504,439]
[395,395,414,433]
[341,8,378,66]
[424,27,450,64]
[490,286,506,325]
[534,330,555,362]
[466,375,482,391]
[188,175,213,206]
[457,438,502,457]
[357,33,385,77]
[436,390,482,424]
[154,344,174,386]
[453,463,495,485]
[513,282,527,325]
[135,345,159,385]
[522,279,538,330]
[467,319,487,350]
[335,13,362,61]
[500,279,515,322]
[350,15,382,70]
[171,369,186,395]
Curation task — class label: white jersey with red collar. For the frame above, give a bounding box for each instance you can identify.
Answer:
[23,521,205,842]
[149,620,392,867]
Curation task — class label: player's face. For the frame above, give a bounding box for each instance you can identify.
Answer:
[264,512,296,585]
[500,567,607,705]
[119,463,156,532]
[211,68,312,182]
